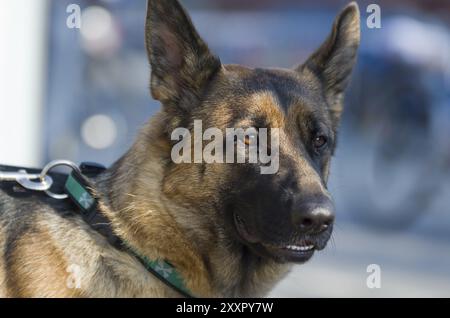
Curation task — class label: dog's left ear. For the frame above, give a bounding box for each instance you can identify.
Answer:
[299,2,360,127]
[145,0,221,109]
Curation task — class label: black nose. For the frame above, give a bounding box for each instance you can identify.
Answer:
[292,196,335,233]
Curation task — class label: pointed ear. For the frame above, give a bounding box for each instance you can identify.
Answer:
[145,0,221,109]
[300,2,360,126]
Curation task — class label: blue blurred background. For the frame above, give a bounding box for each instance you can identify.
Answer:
[0,0,449,296]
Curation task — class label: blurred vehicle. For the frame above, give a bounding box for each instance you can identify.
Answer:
[341,15,450,230]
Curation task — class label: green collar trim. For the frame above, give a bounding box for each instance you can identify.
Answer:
[125,244,193,297]
[64,171,193,298]
[65,173,96,211]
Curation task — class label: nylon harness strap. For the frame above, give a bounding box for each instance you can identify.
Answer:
[0,163,193,298]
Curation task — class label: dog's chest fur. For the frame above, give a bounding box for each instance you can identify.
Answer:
[0,203,177,297]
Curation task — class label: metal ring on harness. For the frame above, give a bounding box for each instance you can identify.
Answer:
[40,160,82,200]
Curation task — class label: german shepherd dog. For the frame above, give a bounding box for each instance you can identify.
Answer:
[0,0,360,297]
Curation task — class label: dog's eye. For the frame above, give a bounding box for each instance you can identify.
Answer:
[313,135,327,149]
[244,131,258,146]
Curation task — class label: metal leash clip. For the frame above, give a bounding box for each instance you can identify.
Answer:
[0,169,53,191]
[0,160,81,200]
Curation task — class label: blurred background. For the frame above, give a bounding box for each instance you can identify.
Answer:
[0,0,449,297]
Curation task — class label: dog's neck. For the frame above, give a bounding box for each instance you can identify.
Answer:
[95,112,290,297]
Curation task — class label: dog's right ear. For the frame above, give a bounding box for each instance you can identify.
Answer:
[145,0,221,109]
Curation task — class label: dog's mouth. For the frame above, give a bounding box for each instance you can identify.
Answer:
[233,212,320,263]
[263,242,315,263]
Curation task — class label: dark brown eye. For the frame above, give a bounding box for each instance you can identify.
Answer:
[244,133,257,146]
[241,129,258,146]
[313,135,327,149]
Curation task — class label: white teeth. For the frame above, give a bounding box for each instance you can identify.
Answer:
[284,244,314,251]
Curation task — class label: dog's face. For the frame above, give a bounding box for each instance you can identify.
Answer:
[145,0,360,263]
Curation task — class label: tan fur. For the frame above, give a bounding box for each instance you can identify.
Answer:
[6,230,81,297]
[249,91,285,128]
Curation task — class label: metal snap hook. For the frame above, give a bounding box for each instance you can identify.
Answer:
[0,169,54,191]
[16,170,54,191]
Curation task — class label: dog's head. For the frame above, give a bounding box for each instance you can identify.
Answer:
[145,0,360,263]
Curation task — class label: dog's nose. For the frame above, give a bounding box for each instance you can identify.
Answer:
[292,196,335,233]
